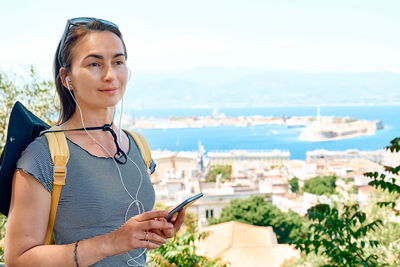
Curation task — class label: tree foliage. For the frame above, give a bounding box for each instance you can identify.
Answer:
[362,137,400,265]
[0,215,6,261]
[151,201,226,266]
[0,66,57,263]
[147,230,226,267]
[294,204,382,266]
[364,137,400,212]
[289,177,299,193]
[303,175,337,196]
[364,196,400,266]
[0,66,57,149]
[205,165,232,183]
[208,195,306,243]
[294,136,400,266]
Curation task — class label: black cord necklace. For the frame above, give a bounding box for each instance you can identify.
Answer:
[45,123,127,164]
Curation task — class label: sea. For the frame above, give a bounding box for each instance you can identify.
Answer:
[130,105,400,160]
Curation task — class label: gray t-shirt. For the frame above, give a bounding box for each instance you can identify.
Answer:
[17,133,156,266]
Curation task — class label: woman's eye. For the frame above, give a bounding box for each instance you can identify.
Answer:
[115,60,125,65]
[89,62,100,67]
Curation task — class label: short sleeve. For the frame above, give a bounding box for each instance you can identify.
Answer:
[16,135,54,192]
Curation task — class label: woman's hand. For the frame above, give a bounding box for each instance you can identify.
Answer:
[151,209,186,239]
[106,210,174,255]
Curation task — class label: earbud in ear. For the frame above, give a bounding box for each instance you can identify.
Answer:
[65,76,72,90]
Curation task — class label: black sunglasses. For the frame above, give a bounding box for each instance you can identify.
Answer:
[57,17,119,67]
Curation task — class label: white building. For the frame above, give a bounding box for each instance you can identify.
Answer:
[285,160,317,182]
[306,149,385,163]
[207,150,290,166]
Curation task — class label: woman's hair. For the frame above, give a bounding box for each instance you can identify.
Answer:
[53,20,127,124]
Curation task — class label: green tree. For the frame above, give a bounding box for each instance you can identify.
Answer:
[303,175,337,196]
[294,204,381,266]
[362,137,400,265]
[0,66,57,263]
[147,230,226,267]
[293,137,400,266]
[205,165,232,183]
[289,177,299,193]
[365,137,400,211]
[151,202,226,266]
[281,252,328,267]
[0,215,6,260]
[0,66,57,149]
[208,195,306,243]
[363,193,400,266]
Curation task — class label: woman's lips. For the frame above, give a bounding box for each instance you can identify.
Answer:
[99,88,118,93]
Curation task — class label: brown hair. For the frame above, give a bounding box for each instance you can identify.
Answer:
[53,20,127,124]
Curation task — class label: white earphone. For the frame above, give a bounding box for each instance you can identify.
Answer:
[65,76,72,90]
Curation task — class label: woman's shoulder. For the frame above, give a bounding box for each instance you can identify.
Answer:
[23,135,52,157]
[16,134,54,192]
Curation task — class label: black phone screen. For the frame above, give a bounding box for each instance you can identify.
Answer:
[165,193,204,222]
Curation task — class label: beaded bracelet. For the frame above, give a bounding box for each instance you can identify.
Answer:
[74,240,80,267]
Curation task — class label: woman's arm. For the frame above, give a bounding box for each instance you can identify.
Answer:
[5,170,173,267]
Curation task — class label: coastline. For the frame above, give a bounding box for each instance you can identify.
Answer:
[130,113,383,142]
[126,106,398,159]
[298,131,376,142]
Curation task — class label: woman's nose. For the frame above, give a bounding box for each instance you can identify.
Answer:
[103,64,116,81]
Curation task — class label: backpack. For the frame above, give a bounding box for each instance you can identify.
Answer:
[0,101,155,244]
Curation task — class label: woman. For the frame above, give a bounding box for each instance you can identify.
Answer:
[4,17,184,266]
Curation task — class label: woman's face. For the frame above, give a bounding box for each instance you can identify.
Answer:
[67,31,128,110]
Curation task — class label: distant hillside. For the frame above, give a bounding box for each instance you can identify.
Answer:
[125,68,400,109]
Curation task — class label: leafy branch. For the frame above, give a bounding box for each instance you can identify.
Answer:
[294,204,381,266]
[147,230,226,267]
[365,137,400,213]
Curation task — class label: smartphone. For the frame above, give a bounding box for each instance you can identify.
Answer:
[165,193,204,222]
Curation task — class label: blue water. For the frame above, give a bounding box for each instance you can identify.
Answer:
[131,105,400,160]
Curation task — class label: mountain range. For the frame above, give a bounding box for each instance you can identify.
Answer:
[124,68,400,109]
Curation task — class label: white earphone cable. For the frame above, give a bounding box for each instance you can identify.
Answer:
[65,83,147,266]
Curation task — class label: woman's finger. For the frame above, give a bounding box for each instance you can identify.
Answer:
[136,239,161,250]
[162,209,186,238]
[173,209,185,229]
[142,231,167,245]
[134,210,169,222]
[151,228,167,239]
[137,219,173,232]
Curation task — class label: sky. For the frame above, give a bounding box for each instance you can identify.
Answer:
[1,0,400,79]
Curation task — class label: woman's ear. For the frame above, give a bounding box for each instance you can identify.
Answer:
[128,68,132,81]
[59,67,71,90]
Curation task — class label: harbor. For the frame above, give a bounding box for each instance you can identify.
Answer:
[128,108,384,142]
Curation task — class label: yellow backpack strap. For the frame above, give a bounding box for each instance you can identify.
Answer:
[42,126,69,245]
[124,130,153,173]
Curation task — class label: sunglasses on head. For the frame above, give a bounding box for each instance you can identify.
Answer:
[57,17,119,67]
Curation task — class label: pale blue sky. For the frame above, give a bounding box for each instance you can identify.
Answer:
[1,0,399,78]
